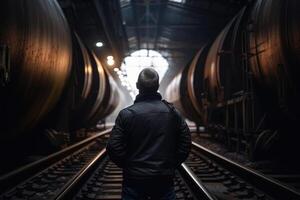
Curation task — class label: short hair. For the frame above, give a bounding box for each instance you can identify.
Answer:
[137,68,159,93]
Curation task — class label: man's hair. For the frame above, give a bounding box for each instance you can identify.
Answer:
[136,68,159,93]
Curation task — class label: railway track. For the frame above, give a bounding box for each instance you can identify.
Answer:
[188,141,300,200]
[45,149,213,199]
[252,161,300,193]
[0,129,111,200]
[70,156,204,200]
[2,127,299,200]
[0,129,212,200]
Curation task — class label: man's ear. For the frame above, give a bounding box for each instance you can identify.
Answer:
[136,82,140,90]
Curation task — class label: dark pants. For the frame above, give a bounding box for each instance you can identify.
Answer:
[122,177,176,200]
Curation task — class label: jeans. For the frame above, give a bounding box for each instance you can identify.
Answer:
[122,180,176,200]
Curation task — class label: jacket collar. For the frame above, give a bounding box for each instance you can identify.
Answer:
[134,92,162,103]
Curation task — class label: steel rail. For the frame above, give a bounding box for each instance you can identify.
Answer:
[0,129,111,193]
[59,153,216,200]
[55,148,107,200]
[192,141,300,199]
[179,163,216,200]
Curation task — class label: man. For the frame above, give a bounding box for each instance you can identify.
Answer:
[107,68,191,200]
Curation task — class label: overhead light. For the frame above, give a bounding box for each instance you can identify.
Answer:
[96,42,104,47]
[107,56,114,60]
[107,59,115,66]
[106,55,115,66]
[169,0,185,3]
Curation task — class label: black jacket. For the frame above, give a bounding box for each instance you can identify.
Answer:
[107,92,191,180]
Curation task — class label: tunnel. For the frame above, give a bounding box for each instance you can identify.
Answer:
[0,0,300,199]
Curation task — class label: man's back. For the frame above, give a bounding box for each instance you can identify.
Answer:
[107,92,190,179]
[106,68,191,199]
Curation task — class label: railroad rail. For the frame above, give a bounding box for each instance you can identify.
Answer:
[0,129,111,199]
[65,152,210,200]
[0,129,213,200]
[188,141,300,200]
[4,128,299,199]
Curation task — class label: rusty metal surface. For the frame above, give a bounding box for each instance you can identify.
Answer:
[70,38,119,128]
[165,72,185,116]
[165,0,300,124]
[187,49,205,119]
[86,55,120,126]
[165,47,209,123]
[0,0,72,138]
[89,69,120,125]
[204,8,245,104]
[248,0,300,119]
[86,52,107,122]
[181,48,207,123]
[73,33,93,102]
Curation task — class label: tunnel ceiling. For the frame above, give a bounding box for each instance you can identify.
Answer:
[58,0,127,68]
[119,0,248,92]
[120,0,247,60]
[58,0,248,95]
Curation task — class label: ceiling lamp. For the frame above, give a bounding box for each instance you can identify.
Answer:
[107,55,115,66]
[95,42,104,47]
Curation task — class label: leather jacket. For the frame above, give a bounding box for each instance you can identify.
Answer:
[107,92,191,180]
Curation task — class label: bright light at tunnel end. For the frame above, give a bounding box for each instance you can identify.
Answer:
[114,49,169,100]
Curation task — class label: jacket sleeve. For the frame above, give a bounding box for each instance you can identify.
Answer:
[106,110,128,168]
[175,113,191,167]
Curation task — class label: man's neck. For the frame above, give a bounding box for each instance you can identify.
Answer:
[134,92,162,103]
